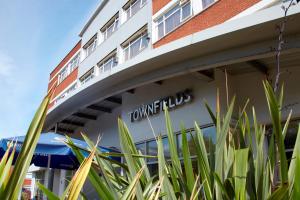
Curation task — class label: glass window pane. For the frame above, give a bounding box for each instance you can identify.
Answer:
[202,126,216,151]
[125,8,131,19]
[147,140,157,162]
[162,137,171,160]
[141,34,148,50]
[181,2,191,21]
[165,5,180,18]
[124,47,129,61]
[136,143,146,155]
[130,38,141,58]
[202,0,214,9]
[148,163,158,176]
[106,25,114,39]
[131,0,140,17]
[165,10,180,34]
[103,59,112,72]
[112,56,118,67]
[157,23,164,39]
[177,130,197,157]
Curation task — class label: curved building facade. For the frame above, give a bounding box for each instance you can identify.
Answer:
[45,0,300,171]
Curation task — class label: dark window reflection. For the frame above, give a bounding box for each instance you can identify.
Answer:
[136,142,146,155]
[147,140,158,162]
[177,126,216,157]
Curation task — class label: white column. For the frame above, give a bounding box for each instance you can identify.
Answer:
[43,155,51,200]
[58,170,67,196]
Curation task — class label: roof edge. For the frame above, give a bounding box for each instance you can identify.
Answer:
[79,0,108,37]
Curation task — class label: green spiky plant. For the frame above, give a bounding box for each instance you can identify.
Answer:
[0,86,97,200]
[40,81,300,200]
[0,90,53,200]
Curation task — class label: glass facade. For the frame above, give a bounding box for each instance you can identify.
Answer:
[135,125,216,174]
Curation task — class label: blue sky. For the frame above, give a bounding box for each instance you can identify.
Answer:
[0,0,99,138]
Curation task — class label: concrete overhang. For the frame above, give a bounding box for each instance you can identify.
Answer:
[44,3,300,131]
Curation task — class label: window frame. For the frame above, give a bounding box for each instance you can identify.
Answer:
[155,1,192,40]
[123,29,149,61]
[101,14,119,40]
[98,51,118,74]
[124,0,147,20]
[84,35,98,57]
[135,123,215,165]
[57,53,80,84]
[80,68,95,84]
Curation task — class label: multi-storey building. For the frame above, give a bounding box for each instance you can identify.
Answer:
[44,0,300,197]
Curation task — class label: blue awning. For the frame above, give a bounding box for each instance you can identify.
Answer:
[0,133,120,170]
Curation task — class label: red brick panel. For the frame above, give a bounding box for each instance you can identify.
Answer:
[47,76,58,92]
[49,41,81,80]
[152,0,171,14]
[48,101,55,110]
[48,68,78,110]
[153,0,260,48]
[53,68,78,98]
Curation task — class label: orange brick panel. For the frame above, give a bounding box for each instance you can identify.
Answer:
[153,0,171,14]
[153,0,260,48]
[50,41,81,80]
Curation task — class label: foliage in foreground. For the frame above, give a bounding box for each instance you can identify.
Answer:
[40,81,300,200]
[0,90,52,200]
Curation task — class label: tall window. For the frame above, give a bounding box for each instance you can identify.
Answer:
[98,51,118,74]
[124,0,147,20]
[101,14,119,40]
[156,1,192,40]
[84,36,97,57]
[123,29,149,61]
[80,68,95,85]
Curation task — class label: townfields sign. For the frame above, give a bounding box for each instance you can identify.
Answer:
[129,89,193,122]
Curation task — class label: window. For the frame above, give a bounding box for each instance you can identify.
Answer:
[84,36,97,57]
[202,0,215,9]
[98,51,118,74]
[58,67,69,84]
[58,53,80,84]
[156,1,192,40]
[266,119,300,166]
[135,125,216,175]
[69,53,80,72]
[101,14,119,40]
[65,170,75,190]
[80,68,95,84]
[123,29,149,61]
[124,0,147,20]
[54,83,77,104]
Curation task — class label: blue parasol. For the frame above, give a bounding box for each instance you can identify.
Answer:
[0,133,120,170]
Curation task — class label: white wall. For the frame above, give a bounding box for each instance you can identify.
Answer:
[232,66,300,124]
[79,0,153,78]
[78,73,217,147]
